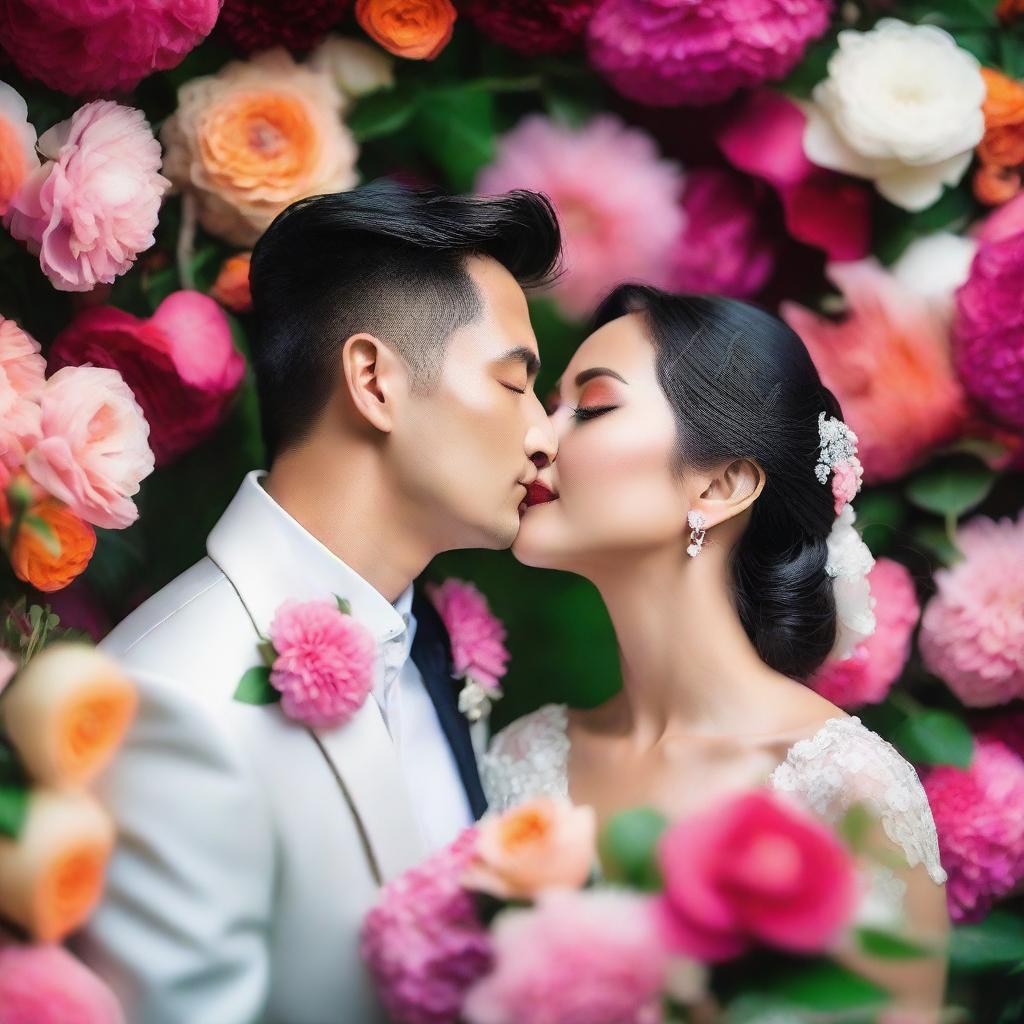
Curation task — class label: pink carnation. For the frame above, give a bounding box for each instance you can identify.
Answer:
[268,598,376,728]
[361,827,493,1024]
[923,737,1024,922]
[953,230,1024,430]
[427,579,510,691]
[0,0,219,96]
[477,114,683,318]
[919,512,1024,708]
[4,100,170,293]
[0,942,124,1023]
[665,167,775,299]
[809,558,920,709]
[0,316,46,475]
[463,888,667,1024]
[587,0,832,108]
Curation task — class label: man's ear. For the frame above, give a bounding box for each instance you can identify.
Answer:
[339,333,407,434]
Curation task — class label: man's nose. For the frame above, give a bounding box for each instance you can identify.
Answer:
[525,400,557,468]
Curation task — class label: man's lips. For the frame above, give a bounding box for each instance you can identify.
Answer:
[524,481,557,508]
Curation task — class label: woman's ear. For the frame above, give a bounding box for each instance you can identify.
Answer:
[339,333,407,434]
[697,458,766,525]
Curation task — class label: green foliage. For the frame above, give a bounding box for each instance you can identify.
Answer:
[892,708,975,767]
[598,807,667,890]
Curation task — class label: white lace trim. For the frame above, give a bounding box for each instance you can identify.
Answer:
[479,704,947,888]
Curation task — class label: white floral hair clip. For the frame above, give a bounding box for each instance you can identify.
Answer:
[816,411,864,515]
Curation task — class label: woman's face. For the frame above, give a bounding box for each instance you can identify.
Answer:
[513,313,695,572]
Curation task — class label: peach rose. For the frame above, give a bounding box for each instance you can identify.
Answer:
[356,0,456,61]
[0,316,45,476]
[461,796,597,900]
[160,47,359,247]
[0,787,114,942]
[0,81,38,218]
[25,365,155,530]
[210,252,253,313]
[1,643,138,789]
[7,498,97,593]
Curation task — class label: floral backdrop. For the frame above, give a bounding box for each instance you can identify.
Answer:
[1,0,1023,1019]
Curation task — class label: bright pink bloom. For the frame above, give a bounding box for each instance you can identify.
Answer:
[0,0,219,96]
[655,789,858,961]
[50,291,244,466]
[427,579,510,691]
[463,888,668,1024]
[0,316,46,475]
[362,827,492,1024]
[587,0,832,107]
[0,942,124,1023]
[919,512,1024,708]
[4,101,170,293]
[973,190,1024,245]
[25,366,154,530]
[781,259,969,483]
[809,558,920,709]
[924,737,1024,922]
[477,114,683,318]
[269,598,376,728]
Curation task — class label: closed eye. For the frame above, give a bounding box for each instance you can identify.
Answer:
[572,405,616,422]
[501,382,527,395]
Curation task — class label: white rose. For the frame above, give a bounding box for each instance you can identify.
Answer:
[826,504,877,660]
[308,35,395,103]
[891,231,978,319]
[802,19,985,212]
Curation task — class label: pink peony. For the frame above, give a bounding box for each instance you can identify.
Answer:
[463,888,668,1024]
[587,0,832,108]
[427,578,510,690]
[4,101,170,293]
[25,366,155,531]
[0,0,219,96]
[781,259,969,483]
[923,737,1024,922]
[477,114,683,318]
[459,0,599,56]
[665,167,775,299]
[0,942,124,1023]
[953,230,1024,430]
[268,598,376,728]
[0,316,46,475]
[362,826,493,1024]
[919,512,1024,708]
[50,291,245,466]
[809,558,920,709]
[655,789,858,961]
[0,81,39,218]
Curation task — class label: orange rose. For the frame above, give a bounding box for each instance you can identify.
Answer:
[461,796,596,900]
[356,0,456,61]
[210,252,253,312]
[7,497,96,593]
[975,68,1024,205]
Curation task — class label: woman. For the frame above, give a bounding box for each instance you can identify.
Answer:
[480,285,950,1017]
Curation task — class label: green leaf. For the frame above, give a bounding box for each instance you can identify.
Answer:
[257,640,277,668]
[911,522,965,567]
[838,801,875,853]
[0,781,29,840]
[905,463,997,519]
[892,709,974,768]
[336,596,352,616]
[414,87,496,193]
[755,960,889,1010]
[598,806,667,890]
[950,911,1024,971]
[233,665,280,705]
[348,87,419,142]
[22,513,61,557]
[855,926,934,959]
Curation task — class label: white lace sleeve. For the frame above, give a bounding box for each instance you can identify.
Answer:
[479,704,571,812]
[768,716,948,886]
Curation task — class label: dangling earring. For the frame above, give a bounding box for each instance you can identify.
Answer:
[686,509,706,558]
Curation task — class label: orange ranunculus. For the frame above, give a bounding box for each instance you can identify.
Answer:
[975,162,1021,206]
[356,0,456,61]
[998,0,1024,22]
[1,643,138,789]
[210,252,253,312]
[974,68,1024,205]
[8,497,96,592]
[0,787,114,942]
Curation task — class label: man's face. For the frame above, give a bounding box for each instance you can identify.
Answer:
[389,256,557,551]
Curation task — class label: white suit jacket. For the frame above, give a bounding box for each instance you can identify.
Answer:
[72,471,487,1024]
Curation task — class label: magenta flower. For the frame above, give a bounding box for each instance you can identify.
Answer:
[4,100,170,293]
[362,826,492,1024]
[924,737,1024,922]
[427,579,510,691]
[268,598,376,729]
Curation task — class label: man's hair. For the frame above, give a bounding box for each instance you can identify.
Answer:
[248,178,562,459]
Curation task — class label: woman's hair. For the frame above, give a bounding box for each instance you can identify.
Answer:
[591,284,844,681]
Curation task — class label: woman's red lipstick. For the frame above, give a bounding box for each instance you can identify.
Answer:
[525,481,557,507]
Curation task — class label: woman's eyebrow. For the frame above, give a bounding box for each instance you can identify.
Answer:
[574,367,629,387]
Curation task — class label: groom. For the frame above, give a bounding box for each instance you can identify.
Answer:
[72,180,561,1024]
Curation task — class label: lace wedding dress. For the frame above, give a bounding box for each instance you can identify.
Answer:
[479,704,947,918]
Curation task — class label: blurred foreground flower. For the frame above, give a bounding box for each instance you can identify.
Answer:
[0,82,38,218]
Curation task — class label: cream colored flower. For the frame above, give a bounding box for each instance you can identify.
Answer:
[308,35,395,103]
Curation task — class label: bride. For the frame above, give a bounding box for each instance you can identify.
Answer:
[480,285,950,1017]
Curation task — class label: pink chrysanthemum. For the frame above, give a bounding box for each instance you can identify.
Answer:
[587,0,833,108]
[923,737,1024,922]
[427,579,510,691]
[477,114,683,318]
[458,0,599,56]
[954,231,1024,430]
[268,598,376,728]
[919,512,1024,708]
[362,827,492,1024]
[809,558,920,709]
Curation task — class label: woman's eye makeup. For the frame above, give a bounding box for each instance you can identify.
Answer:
[501,382,527,395]
[571,381,619,421]
[571,404,616,422]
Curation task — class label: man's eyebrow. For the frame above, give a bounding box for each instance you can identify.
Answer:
[574,367,629,387]
[497,346,541,378]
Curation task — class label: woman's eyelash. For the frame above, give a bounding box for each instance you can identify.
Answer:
[571,404,616,422]
[502,383,527,395]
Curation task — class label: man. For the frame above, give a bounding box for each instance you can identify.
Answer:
[72,180,561,1023]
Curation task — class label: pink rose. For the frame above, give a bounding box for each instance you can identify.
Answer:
[0,316,46,475]
[655,789,858,961]
[427,578,510,690]
[25,366,155,530]
[4,100,170,292]
[0,81,38,218]
[50,291,245,466]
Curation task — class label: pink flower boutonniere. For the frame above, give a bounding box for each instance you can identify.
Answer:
[233,596,376,729]
[427,579,510,723]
